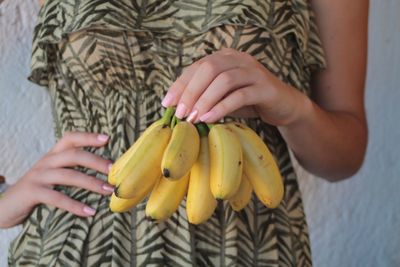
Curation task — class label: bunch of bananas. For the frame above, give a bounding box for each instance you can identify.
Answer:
[108,107,284,224]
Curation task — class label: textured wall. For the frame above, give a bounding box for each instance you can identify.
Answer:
[1,0,399,266]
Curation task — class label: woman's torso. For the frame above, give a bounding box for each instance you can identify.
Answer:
[9,1,325,266]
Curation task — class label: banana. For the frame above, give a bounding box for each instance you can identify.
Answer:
[186,132,217,225]
[229,172,253,211]
[108,114,175,186]
[109,193,143,213]
[113,108,174,199]
[108,142,137,186]
[145,173,190,222]
[161,121,200,180]
[208,124,243,200]
[226,122,284,208]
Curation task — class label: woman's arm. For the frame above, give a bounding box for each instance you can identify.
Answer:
[161,0,369,182]
[278,0,369,181]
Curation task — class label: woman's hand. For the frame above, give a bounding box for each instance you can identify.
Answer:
[0,132,114,229]
[161,48,308,126]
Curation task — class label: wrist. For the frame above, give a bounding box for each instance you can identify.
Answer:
[283,91,314,128]
[256,80,314,127]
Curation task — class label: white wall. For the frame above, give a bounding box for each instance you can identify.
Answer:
[1,0,399,266]
[0,0,54,263]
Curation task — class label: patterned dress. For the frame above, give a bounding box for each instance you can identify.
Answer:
[8,1,325,266]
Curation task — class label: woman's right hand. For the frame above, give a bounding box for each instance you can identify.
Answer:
[0,132,115,229]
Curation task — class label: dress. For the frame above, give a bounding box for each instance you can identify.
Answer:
[8,1,325,266]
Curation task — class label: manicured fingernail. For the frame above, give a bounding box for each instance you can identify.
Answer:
[107,163,113,172]
[161,92,174,107]
[97,134,109,142]
[83,206,96,216]
[199,111,215,122]
[186,110,198,123]
[175,103,188,119]
[102,183,115,193]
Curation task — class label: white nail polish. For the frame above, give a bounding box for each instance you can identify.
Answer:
[102,184,115,193]
[97,134,109,142]
[83,206,96,216]
[175,103,188,119]
[186,110,198,123]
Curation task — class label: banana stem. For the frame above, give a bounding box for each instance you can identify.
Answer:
[196,123,209,137]
[170,115,177,129]
[206,123,215,130]
[162,107,175,125]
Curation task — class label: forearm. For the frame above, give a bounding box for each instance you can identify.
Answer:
[278,93,367,182]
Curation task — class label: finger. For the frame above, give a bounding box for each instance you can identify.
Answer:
[188,68,253,123]
[161,60,203,108]
[39,188,97,217]
[199,86,259,123]
[42,169,114,195]
[51,132,109,154]
[42,148,112,174]
[174,54,240,119]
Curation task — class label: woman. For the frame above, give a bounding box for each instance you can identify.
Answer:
[1,0,368,266]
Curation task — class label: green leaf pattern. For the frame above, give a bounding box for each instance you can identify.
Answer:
[9,0,325,266]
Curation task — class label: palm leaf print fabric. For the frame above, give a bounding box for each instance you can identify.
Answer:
[8,1,325,266]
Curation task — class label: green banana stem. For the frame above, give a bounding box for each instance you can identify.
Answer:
[206,123,215,130]
[162,107,175,126]
[196,123,209,137]
[170,115,177,129]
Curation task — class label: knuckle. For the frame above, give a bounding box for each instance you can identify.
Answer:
[174,78,186,91]
[222,47,236,54]
[201,60,218,76]
[217,101,228,113]
[240,51,253,60]
[190,59,202,69]
[69,147,81,158]
[218,72,234,86]
[62,148,81,164]
[254,66,266,78]
[87,176,102,191]
[49,192,65,205]
[236,89,250,103]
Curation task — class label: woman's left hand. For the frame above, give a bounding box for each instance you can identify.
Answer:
[161,48,308,126]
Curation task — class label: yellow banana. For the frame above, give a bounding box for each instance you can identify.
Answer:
[113,108,174,199]
[226,122,284,208]
[208,124,243,200]
[186,134,217,225]
[109,193,142,213]
[161,121,200,180]
[145,173,190,222]
[229,172,253,211]
[108,116,172,186]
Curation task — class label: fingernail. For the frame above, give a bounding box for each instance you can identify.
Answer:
[97,134,109,142]
[161,92,174,107]
[186,110,198,123]
[102,183,115,193]
[199,111,215,122]
[83,206,96,216]
[107,163,113,173]
[175,103,188,119]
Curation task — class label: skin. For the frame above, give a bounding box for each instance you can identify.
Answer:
[0,0,368,228]
[0,133,114,228]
